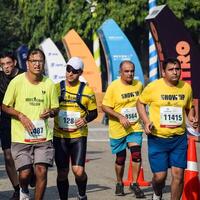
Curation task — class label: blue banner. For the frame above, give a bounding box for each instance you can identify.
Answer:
[97,19,144,84]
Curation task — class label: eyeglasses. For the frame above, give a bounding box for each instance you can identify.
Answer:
[66,65,80,74]
[28,60,44,65]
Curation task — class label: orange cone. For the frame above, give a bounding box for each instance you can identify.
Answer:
[123,155,150,187]
[137,166,151,186]
[182,138,200,200]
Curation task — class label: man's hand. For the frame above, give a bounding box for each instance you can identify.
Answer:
[75,118,87,129]
[144,122,154,135]
[40,109,56,119]
[118,115,131,129]
[188,116,198,129]
[18,113,35,133]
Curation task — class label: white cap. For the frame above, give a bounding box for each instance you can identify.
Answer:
[66,57,84,70]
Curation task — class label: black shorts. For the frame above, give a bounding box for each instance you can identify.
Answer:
[0,116,11,150]
[53,136,87,169]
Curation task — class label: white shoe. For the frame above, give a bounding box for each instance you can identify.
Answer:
[152,193,162,200]
[20,189,30,200]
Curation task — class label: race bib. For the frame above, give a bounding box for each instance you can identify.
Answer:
[160,106,183,128]
[24,120,46,142]
[121,107,139,123]
[58,110,80,131]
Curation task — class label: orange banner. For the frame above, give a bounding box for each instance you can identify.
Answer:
[62,29,102,93]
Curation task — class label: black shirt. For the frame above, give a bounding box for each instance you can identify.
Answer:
[0,68,24,122]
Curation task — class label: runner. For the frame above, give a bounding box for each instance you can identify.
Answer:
[2,48,59,200]
[0,52,23,200]
[102,60,145,198]
[53,57,98,200]
[137,57,198,200]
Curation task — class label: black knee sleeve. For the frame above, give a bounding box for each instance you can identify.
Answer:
[130,145,141,163]
[115,149,126,166]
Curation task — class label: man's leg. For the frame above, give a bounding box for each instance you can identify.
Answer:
[34,164,48,200]
[3,149,19,187]
[152,171,167,197]
[171,166,184,200]
[115,149,126,183]
[19,167,31,194]
[57,168,70,200]
[71,137,88,199]
[54,137,70,200]
[128,144,141,183]
[72,166,88,198]
[128,143,145,198]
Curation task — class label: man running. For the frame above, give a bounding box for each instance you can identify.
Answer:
[53,57,98,200]
[102,60,145,198]
[2,48,59,200]
[137,57,198,200]
[0,52,23,200]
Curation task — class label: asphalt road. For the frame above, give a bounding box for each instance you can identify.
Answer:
[0,121,199,200]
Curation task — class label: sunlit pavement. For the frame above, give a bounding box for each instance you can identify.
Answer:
[0,121,199,199]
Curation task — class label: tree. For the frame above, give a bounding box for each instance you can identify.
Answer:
[0,0,22,51]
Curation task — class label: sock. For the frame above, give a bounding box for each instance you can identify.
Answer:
[75,175,87,197]
[57,179,69,200]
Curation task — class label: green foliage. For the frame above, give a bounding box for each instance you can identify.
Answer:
[0,0,22,51]
[0,0,199,52]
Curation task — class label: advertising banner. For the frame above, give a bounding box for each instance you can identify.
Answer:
[39,38,66,83]
[62,29,102,93]
[97,19,144,84]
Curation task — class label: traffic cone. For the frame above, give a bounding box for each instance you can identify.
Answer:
[137,166,151,186]
[123,155,150,187]
[182,138,200,200]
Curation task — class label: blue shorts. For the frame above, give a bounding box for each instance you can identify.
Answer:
[110,132,143,154]
[148,134,187,173]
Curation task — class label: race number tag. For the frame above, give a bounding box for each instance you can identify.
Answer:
[58,110,80,131]
[121,107,139,123]
[24,120,46,142]
[160,106,183,128]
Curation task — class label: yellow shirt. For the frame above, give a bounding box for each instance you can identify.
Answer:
[54,81,97,138]
[102,79,143,139]
[3,73,59,143]
[139,78,193,138]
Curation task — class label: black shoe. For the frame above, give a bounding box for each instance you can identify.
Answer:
[130,183,145,198]
[9,190,20,200]
[115,182,125,196]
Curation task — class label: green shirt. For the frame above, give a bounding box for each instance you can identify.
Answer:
[3,73,59,143]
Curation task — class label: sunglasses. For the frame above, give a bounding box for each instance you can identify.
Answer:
[66,65,80,74]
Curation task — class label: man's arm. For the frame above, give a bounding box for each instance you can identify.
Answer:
[75,109,98,128]
[102,104,131,129]
[136,100,153,135]
[2,104,35,133]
